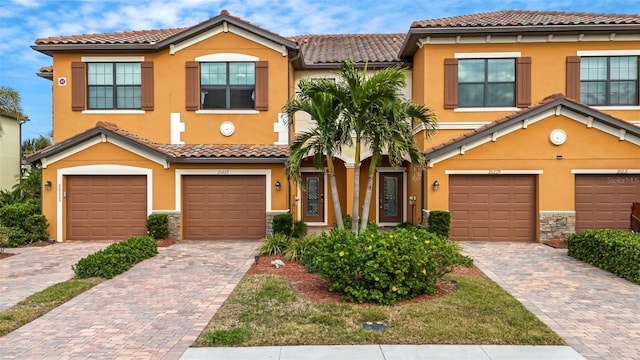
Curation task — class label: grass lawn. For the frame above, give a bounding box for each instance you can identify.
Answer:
[0,278,104,336]
[194,272,564,346]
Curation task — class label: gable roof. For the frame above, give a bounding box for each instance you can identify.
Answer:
[32,10,298,56]
[27,122,289,166]
[424,93,640,166]
[400,10,640,58]
[291,34,405,68]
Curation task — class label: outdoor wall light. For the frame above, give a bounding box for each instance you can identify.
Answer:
[45,181,52,191]
[432,180,439,191]
[556,155,563,160]
[275,180,281,191]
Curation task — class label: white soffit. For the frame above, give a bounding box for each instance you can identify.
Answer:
[170,22,287,56]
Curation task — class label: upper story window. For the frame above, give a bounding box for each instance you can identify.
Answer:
[87,63,141,109]
[200,62,255,109]
[580,56,638,106]
[443,56,530,110]
[458,59,515,107]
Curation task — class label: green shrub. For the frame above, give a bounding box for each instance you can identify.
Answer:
[428,211,451,239]
[73,235,158,279]
[292,220,308,238]
[284,233,320,261]
[272,213,293,236]
[308,226,465,305]
[257,233,291,255]
[0,225,9,253]
[146,214,169,239]
[0,200,47,247]
[567,229,640,284]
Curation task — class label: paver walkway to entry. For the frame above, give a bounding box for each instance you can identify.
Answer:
[0,240,258,360]
[0,241,112,312]
[462,242,640,360]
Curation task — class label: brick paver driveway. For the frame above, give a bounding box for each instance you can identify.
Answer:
[0,240,258,360]
[462,242,640,360]
[0,241,112,312]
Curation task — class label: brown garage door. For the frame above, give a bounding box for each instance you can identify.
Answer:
[575,175,640,231]
[66,175,147,240]
[183,175,266,240]
[449,175,536,241]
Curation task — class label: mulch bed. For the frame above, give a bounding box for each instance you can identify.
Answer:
[544,240,568,249]
[157,237,177,247]
[245,255,486,305]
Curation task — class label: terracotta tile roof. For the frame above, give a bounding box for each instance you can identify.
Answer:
[39,66,52,73]
[424,93,640,158]
[159,144,289,158]
[34,28,187,45]
[411,10,640,28]
[291,33,405,65]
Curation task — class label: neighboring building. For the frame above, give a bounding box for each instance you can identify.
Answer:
[29,10,640,242]
[0,111,23,191]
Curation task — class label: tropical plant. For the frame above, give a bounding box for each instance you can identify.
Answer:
[22,134,52,157]
[285,81,347,228]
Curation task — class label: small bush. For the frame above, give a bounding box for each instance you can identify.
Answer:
[146,214,169,239]
[73,235,158,279]
[0,225,9,253]
[0,200,48,247]
[272,213,293,236]
[292,220,308,238]
[257,233,291,255]
[428,211,451,239]
[567,229,640,284]
[308,226,466,305]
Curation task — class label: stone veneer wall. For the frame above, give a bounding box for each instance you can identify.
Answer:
[151,211,181,239]
[539,211,575,243]
[421,209,430,229]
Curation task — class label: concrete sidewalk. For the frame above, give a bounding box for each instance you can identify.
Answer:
[181,344,586,359]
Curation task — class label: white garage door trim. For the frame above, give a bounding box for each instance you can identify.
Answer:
[571,169,640,174]
[175,169,274,213]
[56,165,153,242]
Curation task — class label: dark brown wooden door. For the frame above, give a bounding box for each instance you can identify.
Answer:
[379,172,403,223]
[301,172,324,223]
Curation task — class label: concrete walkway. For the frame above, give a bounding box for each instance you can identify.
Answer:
[0,241,112,312]
[0,240,258,359]
[461,242,640,360]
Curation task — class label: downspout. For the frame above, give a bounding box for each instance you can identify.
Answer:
[420,166,425,226]
[286,50,302,214]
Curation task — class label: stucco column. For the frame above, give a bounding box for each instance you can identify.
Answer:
[344,163,355,216]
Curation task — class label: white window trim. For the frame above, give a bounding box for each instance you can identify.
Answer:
[56,165,153,242]
[195,110,259,115]
[454,52,521,59]
[577,50,640,56]
[298,168,328,226]
[592,106,640,111]
[445,170,543,175]
[81,110,145,115]
[175,169,273,213]
[195,53,259,62]
[571,169,640,174]
[454,107,520,113]
[376,168,407,226]
[81,56,144,62]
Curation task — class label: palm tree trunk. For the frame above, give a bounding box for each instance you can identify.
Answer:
[359,162,376,232]
[326,155,344,229]
[351,140,361,233]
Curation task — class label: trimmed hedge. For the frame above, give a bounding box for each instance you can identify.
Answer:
[147,214,169,239]
[428,211,450,239]
[72,235,158,279]
[567,229,640,284]
[272,213,293,236]
[0,200,49,246]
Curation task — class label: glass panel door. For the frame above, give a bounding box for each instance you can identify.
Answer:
[379,173,403,223]
[302,173,324,222]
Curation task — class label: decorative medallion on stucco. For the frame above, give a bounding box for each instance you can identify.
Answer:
[549,129,567,145]
[220,121,235,136]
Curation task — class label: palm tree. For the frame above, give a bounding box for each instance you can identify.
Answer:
[284,79,349,228]
[22,134,52,157]
[359,99,436,231]
[0,86,25,135]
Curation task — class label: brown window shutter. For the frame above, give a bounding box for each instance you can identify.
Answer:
[71,62,86,111]
[443,58,458,109]
[141,61,154,110]
[566,56,581,101]
[185,61,199,111]
[255,61,268,111]
[516,57,532,107]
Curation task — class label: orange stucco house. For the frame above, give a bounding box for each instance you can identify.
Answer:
[29,10,640,242]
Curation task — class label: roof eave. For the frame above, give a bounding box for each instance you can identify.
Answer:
[168,157,288,164]
[400,23,640,58]
[31,43,158,56]
[296,61,407,70]
[37,72,53,80]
